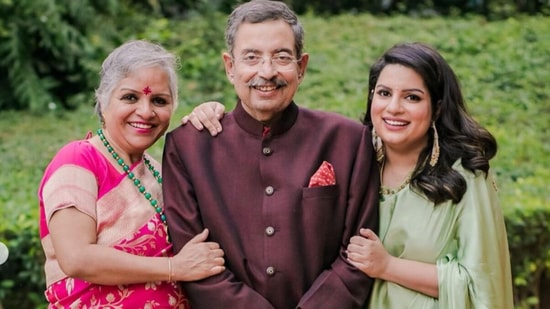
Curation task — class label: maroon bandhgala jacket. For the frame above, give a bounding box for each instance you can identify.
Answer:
[162,101,379,309]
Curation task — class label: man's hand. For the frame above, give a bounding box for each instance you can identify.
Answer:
[181,101,226,136]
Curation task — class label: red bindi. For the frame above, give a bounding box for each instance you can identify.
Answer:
[143,86,152,95]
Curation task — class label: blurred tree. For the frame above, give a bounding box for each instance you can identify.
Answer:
[0,0,547,112]
[0,0,135,112]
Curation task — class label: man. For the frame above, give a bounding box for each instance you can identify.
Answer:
[163,1,379,308]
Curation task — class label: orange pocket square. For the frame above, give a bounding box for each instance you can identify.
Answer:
[308,161,336,187]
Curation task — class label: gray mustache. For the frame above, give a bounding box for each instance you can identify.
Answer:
[247,77,288,88]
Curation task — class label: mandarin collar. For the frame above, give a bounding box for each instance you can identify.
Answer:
[233,100,298,137]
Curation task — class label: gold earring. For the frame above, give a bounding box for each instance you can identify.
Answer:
[372,127,384,163]
[429,122,440,167]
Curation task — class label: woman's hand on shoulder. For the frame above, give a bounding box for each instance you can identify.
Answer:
[181,101,225,136]
[346,228,391,279]
[171,228,225,281]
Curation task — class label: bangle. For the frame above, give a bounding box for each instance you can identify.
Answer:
[168,257,173,282]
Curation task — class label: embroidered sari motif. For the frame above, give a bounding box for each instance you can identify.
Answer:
[44,215,189,309]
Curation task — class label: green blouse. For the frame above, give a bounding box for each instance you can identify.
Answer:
[369,160,514,308]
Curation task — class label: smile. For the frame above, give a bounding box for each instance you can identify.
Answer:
[253,85,278,92]
[130,122,153,129]
[384,119,409,126]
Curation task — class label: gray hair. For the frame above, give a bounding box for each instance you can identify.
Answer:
[225,0,305,58]
[94,40,179,123]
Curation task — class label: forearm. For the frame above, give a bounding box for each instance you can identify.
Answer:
[382,256,439,298]
[49,208,174,285]
[298,256,373,308]
[59,244,171,285]
[183,271,275,309]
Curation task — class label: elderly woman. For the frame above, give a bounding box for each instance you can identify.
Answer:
[38,40,224,308]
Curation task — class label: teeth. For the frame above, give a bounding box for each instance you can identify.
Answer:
[131,123,152,129]
[385,119,407,126]
[255,85,277,91]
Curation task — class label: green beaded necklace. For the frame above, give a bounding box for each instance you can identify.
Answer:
[97,128,167,226]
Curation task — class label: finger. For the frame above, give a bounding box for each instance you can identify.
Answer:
[347,241,357,251]
[194,109,221,136]
[203,242,220,251]
[360,228,379,241]
[346,243,366,257]
[213,103,225,133]
[346,251,357,262]
[210,265,226,275]
[188,113,205,131]
[349,235,369,247]
[181,115,190,125]
[349,235,364,245]
[210,248,224,257]
[212,256,225,266]
[213,102,226,115]
[347,256,362,268]
[188,228,209,244]
[211,120,223,135]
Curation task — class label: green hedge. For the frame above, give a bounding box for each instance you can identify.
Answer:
[506,207,550,308]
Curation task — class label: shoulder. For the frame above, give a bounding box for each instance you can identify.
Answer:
[49,140,96,165]
[167,114,236,137]
[39,140,104,194]
[298,106,364,131]
[452,159,499,196]
[452,159,489,181]
[166,114,239,148]
[43,140,105,178]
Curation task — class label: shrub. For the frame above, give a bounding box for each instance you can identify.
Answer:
[506,207,550,308]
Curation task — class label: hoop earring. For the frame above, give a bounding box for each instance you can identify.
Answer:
[372,127,384,164]
[429,122,440,167]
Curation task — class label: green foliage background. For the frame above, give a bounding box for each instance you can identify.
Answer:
[0,9,549,309]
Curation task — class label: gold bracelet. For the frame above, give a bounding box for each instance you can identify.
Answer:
[168,257,173,282]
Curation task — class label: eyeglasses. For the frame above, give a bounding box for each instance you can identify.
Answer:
[234,53,301,71]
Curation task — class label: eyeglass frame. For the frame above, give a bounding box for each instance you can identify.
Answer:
[231,52,303,71]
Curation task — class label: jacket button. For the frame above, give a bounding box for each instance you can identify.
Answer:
[265,226,275,236]
[262,147,272,155]
[265,186,274,195]
[266,266,275,276]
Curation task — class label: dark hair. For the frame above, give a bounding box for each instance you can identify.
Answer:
[363,42,497,204]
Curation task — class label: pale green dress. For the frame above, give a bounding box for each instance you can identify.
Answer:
[369,160,514,308]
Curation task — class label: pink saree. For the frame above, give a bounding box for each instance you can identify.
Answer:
[39,139,190,308]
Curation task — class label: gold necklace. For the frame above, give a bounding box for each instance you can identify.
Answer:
[379,161,412,196]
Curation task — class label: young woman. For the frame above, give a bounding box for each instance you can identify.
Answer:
[347,42,513,308]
